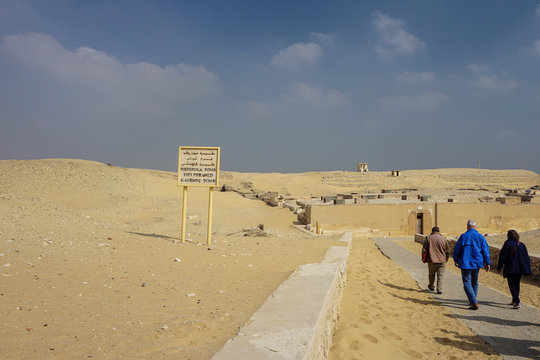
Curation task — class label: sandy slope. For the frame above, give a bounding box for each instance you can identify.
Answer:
[0,159,538,359]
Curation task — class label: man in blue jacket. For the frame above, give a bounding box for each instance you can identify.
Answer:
[453,220,491,310]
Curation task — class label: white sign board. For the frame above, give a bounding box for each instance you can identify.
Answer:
[178,146,220,187]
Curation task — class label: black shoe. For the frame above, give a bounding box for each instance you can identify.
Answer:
[428,285,434,291]
[436,291,442,294]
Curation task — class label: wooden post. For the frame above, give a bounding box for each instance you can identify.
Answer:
[181,186,188,244]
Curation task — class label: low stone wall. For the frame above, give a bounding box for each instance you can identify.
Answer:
[415,234,540,283]
[212,232,352,360]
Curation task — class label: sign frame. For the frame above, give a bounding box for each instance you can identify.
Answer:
[177,146,221,245]
[177,146,220,187]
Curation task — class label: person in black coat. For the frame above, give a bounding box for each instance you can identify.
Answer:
[496,229,532,309]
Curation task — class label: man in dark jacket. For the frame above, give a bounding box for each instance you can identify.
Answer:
[497,229,532,309]
[453,220,490,310]
[422,226,450,294]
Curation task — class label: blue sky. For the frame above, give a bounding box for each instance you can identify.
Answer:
[1,0,539,172]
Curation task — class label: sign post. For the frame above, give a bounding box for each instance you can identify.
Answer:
[177,146,220,245]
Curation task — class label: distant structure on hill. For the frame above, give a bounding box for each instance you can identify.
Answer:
[357,162,369,172]
[298,187,540,236]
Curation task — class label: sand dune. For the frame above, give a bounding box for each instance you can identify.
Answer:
[0,159,538,359]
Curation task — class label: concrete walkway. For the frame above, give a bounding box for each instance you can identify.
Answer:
[372,237,540,360]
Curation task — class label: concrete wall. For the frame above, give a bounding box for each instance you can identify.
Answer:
[212,233,352,360]
[306,202,540,236]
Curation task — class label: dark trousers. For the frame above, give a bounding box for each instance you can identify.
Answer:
[506,274,522,304]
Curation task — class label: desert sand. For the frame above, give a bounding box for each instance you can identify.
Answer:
[1,159,538,359]
[329,237,502,360]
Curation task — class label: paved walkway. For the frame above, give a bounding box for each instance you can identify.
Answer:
[372,237,540,360]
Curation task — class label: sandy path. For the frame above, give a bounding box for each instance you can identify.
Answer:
[329,236,501,360]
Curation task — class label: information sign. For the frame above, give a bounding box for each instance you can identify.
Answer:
[178,146,220,187]
[177,146,220,245]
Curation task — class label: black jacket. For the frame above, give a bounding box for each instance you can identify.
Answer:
[497,239,532,277]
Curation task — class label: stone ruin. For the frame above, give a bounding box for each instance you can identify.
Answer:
[357,162,369,172]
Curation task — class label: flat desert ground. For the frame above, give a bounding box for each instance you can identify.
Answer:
[1,159,539,359]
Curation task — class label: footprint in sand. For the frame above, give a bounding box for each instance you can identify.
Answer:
[357,317,372,324]
[404,349,423,358]
[379,326,402,340]
[362,334,378,344]
[348,340,360,350]
[385,331,402,341]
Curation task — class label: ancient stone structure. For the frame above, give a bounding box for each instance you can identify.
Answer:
[302,201,540,236]
[357,162,369,172]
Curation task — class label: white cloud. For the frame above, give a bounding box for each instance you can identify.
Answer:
[0,32,220,103]
[379,91,449,110]
[0,0,47,29]
[474,74,517,92]
[310,32,336,45]
[270,42,322,68]
[283,82,348,108]
[394,71,435,83]
[466,64,489,73]
[242,100,272,120]
[466,64,517,92]
[371,11,426,57]
[531,39,540,56]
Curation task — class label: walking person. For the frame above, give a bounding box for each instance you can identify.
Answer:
[422,226,450,294]
[453,220,491,310]
[496,229,532,309]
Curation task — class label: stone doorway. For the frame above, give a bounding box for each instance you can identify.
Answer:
[416,213,424,234]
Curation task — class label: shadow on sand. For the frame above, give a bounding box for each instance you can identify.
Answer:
[433,329,499,355]
[435,330,540,359]
[127,231,187,243]
[451,313,540,328]
[378,280,426,293]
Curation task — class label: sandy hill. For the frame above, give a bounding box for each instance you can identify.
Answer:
[221,168,539,199]
[0,158,538,360]
[0,159,343,360]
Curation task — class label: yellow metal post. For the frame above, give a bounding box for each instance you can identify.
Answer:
[207,187,214,246]
[181,186,188,244]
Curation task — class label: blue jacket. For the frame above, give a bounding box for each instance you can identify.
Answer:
[496,240,532,277]
[453,228,491,269]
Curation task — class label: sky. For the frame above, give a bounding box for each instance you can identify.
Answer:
[1,0,539,173]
